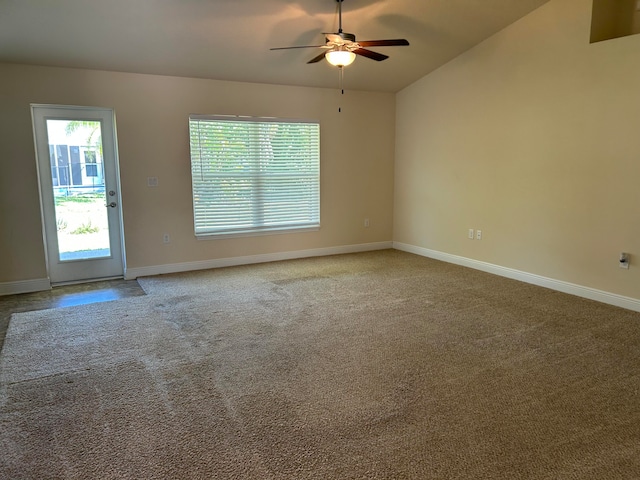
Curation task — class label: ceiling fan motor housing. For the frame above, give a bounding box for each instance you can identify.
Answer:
[337,32,356,43]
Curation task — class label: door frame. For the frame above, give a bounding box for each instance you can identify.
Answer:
[31,104,126,285]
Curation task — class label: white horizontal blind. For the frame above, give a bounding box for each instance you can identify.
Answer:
[189,115,320,236]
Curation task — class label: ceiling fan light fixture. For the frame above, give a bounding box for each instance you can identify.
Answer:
[325,49,356,67]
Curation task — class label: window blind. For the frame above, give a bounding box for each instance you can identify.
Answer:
[189,115,320,237]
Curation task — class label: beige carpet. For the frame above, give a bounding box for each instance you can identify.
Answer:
[2,250,640,479]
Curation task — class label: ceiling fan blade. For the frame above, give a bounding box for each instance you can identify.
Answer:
[353,48,389,61]
[307,52,328,64]
[270,45,326,51]
[357,39,410,47]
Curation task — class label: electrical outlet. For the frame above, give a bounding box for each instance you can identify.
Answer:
[163,233,170,244]
[476,230,482,240]
[468,229,474,239]
[364,218,370,228]
[147,176,158,187]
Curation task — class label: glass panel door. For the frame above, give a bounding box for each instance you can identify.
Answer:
[47,119,111,261]
[32,105,124,284]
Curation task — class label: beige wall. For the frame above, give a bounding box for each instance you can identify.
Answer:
[395,0,640,300]
[0,64,395,284]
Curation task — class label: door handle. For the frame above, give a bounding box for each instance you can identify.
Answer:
[107,202,117,208]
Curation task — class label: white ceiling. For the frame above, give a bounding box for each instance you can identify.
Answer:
[0,0,550,93]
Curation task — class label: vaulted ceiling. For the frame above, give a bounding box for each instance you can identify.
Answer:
[0,0,550,93]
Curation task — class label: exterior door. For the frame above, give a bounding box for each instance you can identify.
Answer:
[32,105,124,284]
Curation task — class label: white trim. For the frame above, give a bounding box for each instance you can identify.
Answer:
[125,241,393,280]
[393,242,640,313]
[0,278,51,296]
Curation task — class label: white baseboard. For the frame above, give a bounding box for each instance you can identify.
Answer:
[125,241,393,280]
[0,278,51,297]
[393,242,640,313]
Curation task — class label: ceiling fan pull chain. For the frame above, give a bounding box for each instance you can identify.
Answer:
[338,65,344,112]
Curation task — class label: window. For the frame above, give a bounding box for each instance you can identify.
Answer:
[84,150,98,177]
[189,115,320,237]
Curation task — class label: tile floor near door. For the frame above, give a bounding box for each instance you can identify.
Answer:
[0,279,146,352]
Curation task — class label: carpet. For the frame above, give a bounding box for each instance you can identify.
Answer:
[2,250,640,479]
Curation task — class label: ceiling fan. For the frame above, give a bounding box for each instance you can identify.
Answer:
[270,0,410,67]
